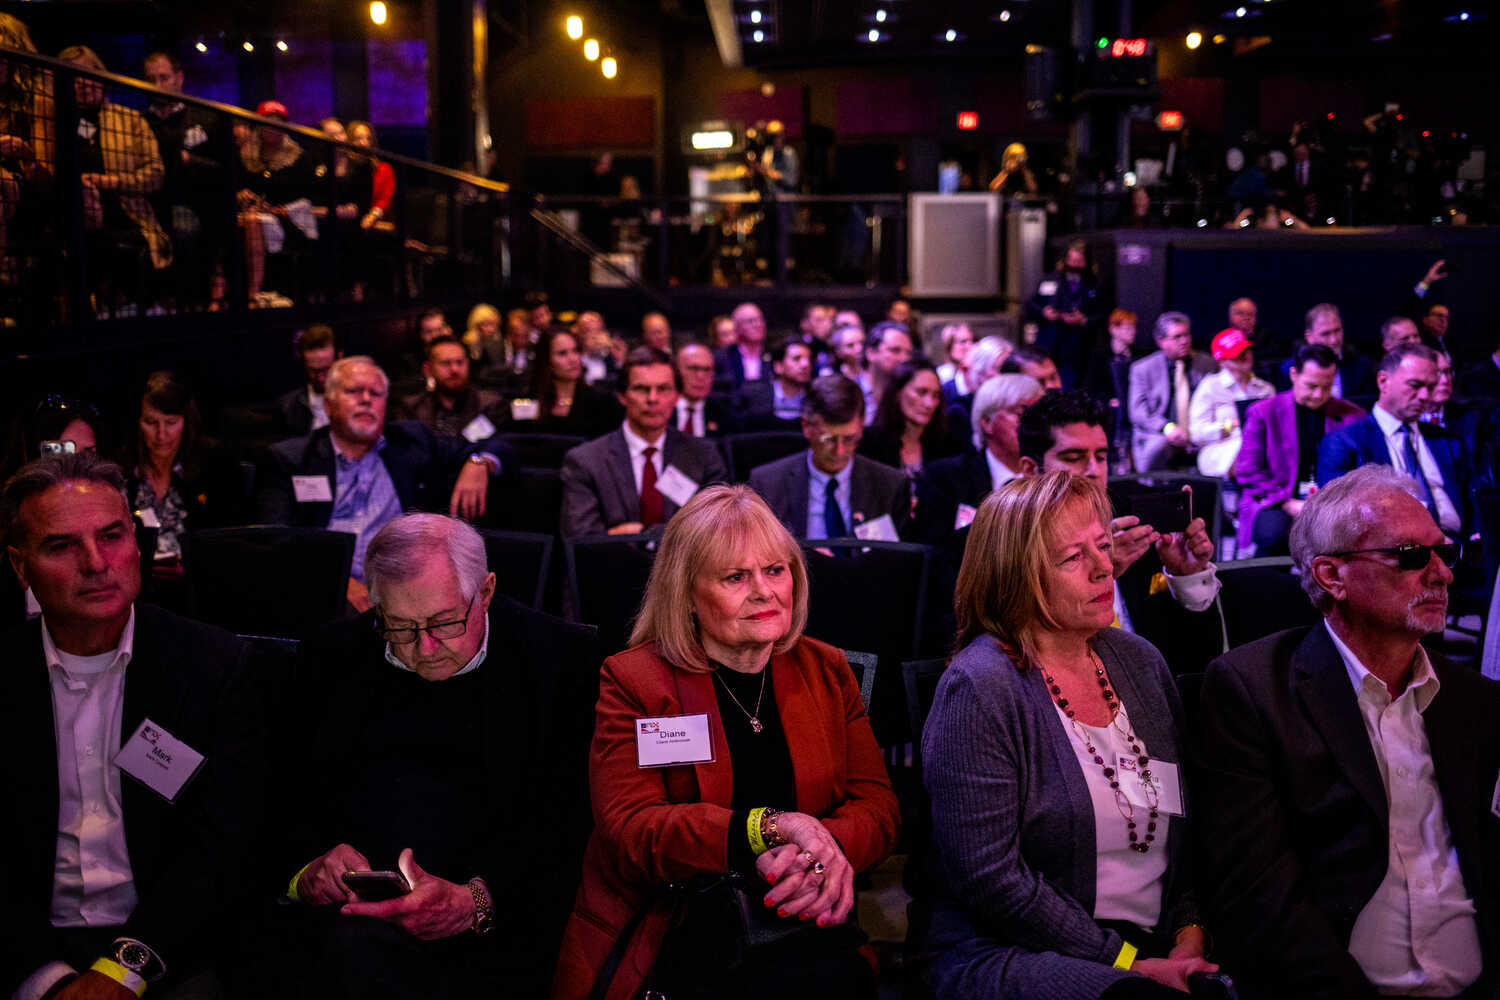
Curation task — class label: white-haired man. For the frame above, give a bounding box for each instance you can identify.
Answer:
[273,513,600,997]
[1197,465,1500,997]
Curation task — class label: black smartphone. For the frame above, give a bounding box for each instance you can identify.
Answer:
[1131,488,1191,535]
[1187,972,1239,1000]
[341,870,410,902]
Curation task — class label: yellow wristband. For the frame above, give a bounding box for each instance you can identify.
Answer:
[1113,941,1138,971]
[287,860,315,901]
[90,958,147,998]
[747,807,769,855]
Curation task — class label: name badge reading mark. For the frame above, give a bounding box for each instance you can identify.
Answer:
[635,714,714,768]
[113,718,206,803]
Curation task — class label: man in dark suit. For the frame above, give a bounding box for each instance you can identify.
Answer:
[0,452,265,1000]
[256,356,515,611]
[274,324,338,437]
[560,346,728,537]
[1196,464,1500,998]
[393,335,505,442]
[732,336,812,432]
[272,514,599,997]
[672,343,729,437]
[915,373,1042,545]
[1235,344,1366,556]
[1129,312,1218,471]
[748,374,908,541]
[1020,389,1227,674]
[1317,342,1473,539]
[711,301,771,399]
[1280,303,1377,401]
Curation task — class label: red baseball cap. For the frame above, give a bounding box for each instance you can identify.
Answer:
[1211,328,1252,361]
[256,100,289,120]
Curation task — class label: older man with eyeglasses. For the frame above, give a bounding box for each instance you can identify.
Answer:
[270,513,600,997]
[1194,464,1500,998]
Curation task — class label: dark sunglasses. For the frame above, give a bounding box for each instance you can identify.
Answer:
[1319,542,1461,571]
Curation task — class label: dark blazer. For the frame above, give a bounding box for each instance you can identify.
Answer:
[558,426,728,537]
[1233,392,1365,550]
[1459,357,1500,404]
[1116,551,1227,676]
[282,596,601,983]
[711,344,772,399]
[857,424,964,475]
[274,385,317,438]
[255,421,517,528]
[124,444,253,536]
[1279,348,1377,400]
[730,380,801,433]
[748,451,910,540]
[914,449,999,545]
[0,606,266,995]
[1195,625,1500,998]
[1316,412,1474,534]
[393,386,506,440]
[922,627,1199,1000]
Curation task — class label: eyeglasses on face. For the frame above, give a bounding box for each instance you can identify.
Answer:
[1319,542,1461,571]
[378,594,474,644]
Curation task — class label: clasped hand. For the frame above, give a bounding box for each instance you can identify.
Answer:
[753,812,855,928]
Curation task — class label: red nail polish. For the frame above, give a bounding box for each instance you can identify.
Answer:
[778,907,789,918]
[764,895,774,907]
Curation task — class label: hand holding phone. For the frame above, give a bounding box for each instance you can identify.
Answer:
[1131,488,1192,536]
[341,870,411,902]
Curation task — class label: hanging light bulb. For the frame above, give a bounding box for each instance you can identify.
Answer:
[583,38,600,60]
[601,56,618,78]
[566,15,583,39]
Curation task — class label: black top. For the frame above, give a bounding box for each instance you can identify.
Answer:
[1294,402,1325,485]
[714,662,796,875]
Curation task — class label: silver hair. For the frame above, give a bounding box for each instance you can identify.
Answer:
[966,336,1015,387]
[1304,302,1341,333]
[1152,311,1190,342]
[971,373,1043,451]
[325,355,390,396]
[1289,464,1424,612]
[365,513,489,607]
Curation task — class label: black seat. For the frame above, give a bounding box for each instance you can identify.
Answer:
[843,648,878,711]
[725,431,808,482]
[565,533,659,655]
[477,529,553,611]
[800,540,932,747]
[498,433,587,470]
[489,467,566,536]
[902,658,950,773]
[1214,556,1320,648]
[184,526,354,638]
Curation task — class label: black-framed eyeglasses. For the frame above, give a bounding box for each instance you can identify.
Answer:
[1319,542,1461,571]
[377,594,474,644]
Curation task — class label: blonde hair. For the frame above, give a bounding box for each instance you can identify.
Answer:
[461,303,501,354]
[953,471,1113,665]
[629,485,809,673]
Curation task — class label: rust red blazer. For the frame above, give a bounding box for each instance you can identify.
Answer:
[552,636,901,1000]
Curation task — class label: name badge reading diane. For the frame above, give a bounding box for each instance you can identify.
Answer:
[113,718,206,803]
[292,475,333,502]
[635,714,714,768]
[1117,754,1185,817]
[655,465,701,508]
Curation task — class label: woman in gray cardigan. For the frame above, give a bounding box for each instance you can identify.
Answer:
[922,472,1217,999]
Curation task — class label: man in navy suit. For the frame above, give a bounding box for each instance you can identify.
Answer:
[1280,303,1377,400]
[1317,342,1473,539]
[711,302,771,398]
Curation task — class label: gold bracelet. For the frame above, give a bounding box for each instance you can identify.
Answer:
[761,808,785,849]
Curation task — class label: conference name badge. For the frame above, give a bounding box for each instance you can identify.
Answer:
[292,475,333,502]
[463,413,499,442]
[954,504,977,530]
[853,513,900,542]
[655,465,700,508]
[136,507,161,529]
[509,399,540,422]
[635,714,714,768]
[1117,754,1185,818]
[1037,280,1059,297]
[113,718,206,803]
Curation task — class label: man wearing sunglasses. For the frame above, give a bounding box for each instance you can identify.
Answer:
[1195,465,1500,998]
[270,513,600,996]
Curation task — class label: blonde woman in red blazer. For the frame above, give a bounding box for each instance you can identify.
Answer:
[553,485,900,1000]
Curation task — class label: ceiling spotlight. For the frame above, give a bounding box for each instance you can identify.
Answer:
[194,39,208,53]
[584,38,600,60]
[242,40,254,52]
[566,15,583,39]
[868,28,881,41]
[1235,6,1247,16]
[752,29,764,41]
[276,39,288,52]
[1213,33,1227,43]
[1186,31,1202,48]
[750,9,762,22]
[999,10,1011,21]
[1460,10,1470,20]
[876,9,887,22]
[601,56,618,78]
[369,1,387,25]
[945,28,957,41]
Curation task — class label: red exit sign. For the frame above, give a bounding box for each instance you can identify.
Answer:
[1111,37,1149,57]
[1157,110,1183,130]
[956,110,979,130]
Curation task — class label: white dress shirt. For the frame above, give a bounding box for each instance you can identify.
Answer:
[1325,623,1483,997]
[675,398,706,437]
[620,422,666,497]
[738,347,763,382]
[1371,405,1461,534]
[805,455,854,541]
[984,449,1019,492]
[1188,369,1275,478]
[307,387,329,431]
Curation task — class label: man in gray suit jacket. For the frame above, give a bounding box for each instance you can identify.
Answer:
[748,373,909,540]
[560,347,728,537]
[1129,312,1218,471]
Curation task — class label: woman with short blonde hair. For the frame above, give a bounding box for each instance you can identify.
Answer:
[556,484,899,1000]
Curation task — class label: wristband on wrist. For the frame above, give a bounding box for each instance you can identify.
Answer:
[90,958,147,998]
[287,859,314,901]
[747,807,770,855]
[1112,941,1138,971]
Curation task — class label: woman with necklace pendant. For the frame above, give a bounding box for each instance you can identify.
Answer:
[554,485,899,1000]
[921,471,1218,999]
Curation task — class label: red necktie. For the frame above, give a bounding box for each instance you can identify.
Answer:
[679,404,692,434]
[640,446,664,526]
